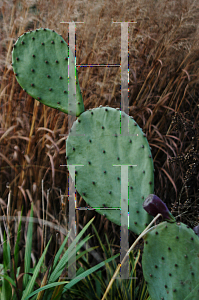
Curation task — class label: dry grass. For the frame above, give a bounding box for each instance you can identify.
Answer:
[0,0,199,266]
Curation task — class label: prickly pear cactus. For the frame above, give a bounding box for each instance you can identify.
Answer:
[12,28,84,116]
[142,221,199,300]
[66,106,154,234]
[12,28,155,235]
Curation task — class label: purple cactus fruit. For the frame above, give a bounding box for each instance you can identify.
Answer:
[193,225,199,236]
[143,194,176,222]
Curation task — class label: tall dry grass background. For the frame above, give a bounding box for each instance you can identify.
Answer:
[0,0,199,284]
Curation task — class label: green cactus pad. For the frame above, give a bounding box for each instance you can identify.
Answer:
[12,28,84,116]
[142,221,199,300]
[66,107,154,234]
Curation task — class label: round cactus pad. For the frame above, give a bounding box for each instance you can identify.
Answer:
[12,28,84,116]
[66,107,154,234]
[142,221,199,300]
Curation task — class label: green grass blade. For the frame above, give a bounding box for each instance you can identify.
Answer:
[0,273,16,288]
[14,209,23,271]
[63,253,120,291]
[52,231,70,271]
[21,237,52,300]
[49,234,92,282]
[2,231,12,300]
[23,203,34,289]
[49,217,95,282]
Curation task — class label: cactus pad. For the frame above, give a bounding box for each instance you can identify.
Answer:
[142,221,199,300]
[12,28,84,116]
[66,106,154,234]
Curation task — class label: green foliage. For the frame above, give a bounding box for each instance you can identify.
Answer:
[12,28,84,116]
[66,106,154,234]
[50,223,151,300]
[0,210,120,300]
[142,221,199,300]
